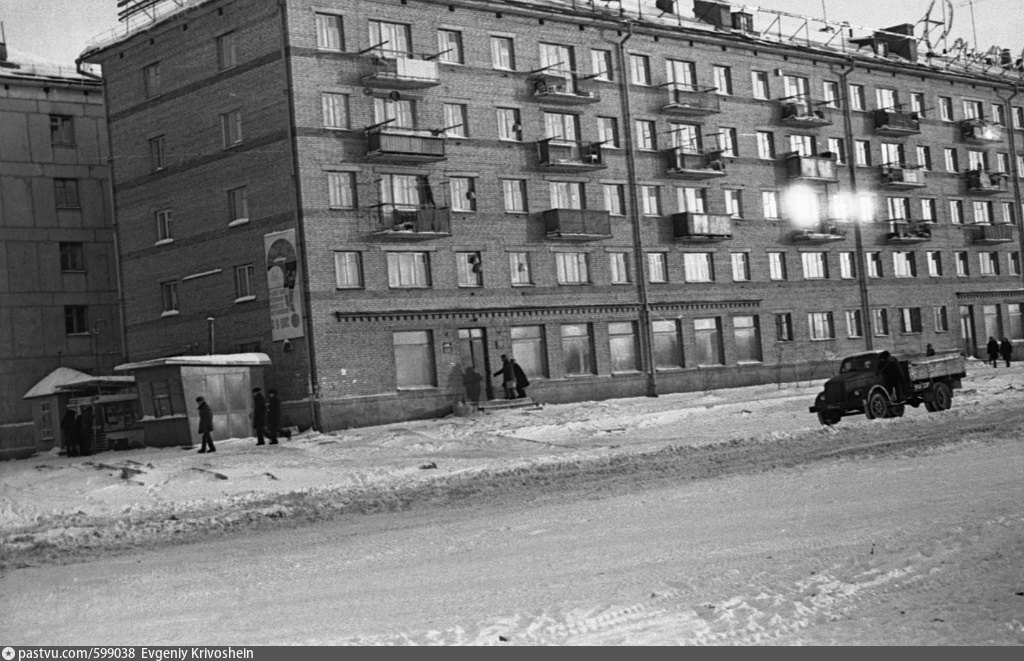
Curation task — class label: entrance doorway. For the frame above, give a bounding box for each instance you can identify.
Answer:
[959,305,976,357]
[456,328,493,402]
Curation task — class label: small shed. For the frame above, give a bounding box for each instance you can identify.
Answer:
[20,367,95,456]
[114,353,270,447]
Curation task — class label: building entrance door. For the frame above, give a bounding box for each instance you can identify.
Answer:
[959,305,977,357]
[456,328,492,402]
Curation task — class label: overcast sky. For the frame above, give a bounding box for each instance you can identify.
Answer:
[0,0,1019,66]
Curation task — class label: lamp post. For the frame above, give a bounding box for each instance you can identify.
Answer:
[206,317,215,355]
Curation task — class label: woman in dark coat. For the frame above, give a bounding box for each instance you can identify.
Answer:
[511,358,530,399]
[77,406,94,456]
[493,355,515,399]
[61,408,80,457]
[986,336,1000,368]
[266,389,281,445]
[196,396,215,453]
[999,337,1013,367]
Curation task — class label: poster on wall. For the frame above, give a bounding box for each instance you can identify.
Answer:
[264,229,305,341]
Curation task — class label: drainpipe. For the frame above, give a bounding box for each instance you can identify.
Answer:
[838,58,873,350]
[1004,84,1024,291]
[614,22,658,397]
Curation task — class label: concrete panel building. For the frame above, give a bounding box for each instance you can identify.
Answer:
[82,0,1024,431]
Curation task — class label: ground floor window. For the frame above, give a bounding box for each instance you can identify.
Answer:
[652,319,682,368]
[808,312,835,340]
[393,330,436,388]
[608,321,640,372]
[1007,304,1023,339]
[511,325,548,378]
[934,306,949,332]
[982,305,1002,342]
[733,315,762,362]
[693,317,723,366]
[561,323,595,375]
[900,307,922,334]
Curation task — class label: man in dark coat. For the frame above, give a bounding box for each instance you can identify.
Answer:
[986,336,1000,368]
[493,355,515,399]
[61,408,80,457]
[511,358,530,399]
[252,387,267,445]
[999,337,1013,367]
[266,389,281,445]
[196,396,215,453]
[77,406,94,456]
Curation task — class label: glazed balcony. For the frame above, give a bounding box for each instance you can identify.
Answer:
[784,152,839,183]
[362,57,440,89]
[541,208,612,241]
[529,72,599,105]
[791,220,847,243]
[664,147,726,179]
[969,223,1015,244]
[965,169,1010,195]
[880,165,927,189]
[366,128,446,163]
[873,109,921,136]
[778,99,832,127]
[672,212,733,242]
[960,119,1004,144]
[536,139,606,172]
[371,206,451,239]
[660,84,721,116]
[885,220,932,244]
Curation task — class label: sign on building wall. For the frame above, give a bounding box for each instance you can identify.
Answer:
[264,229,304,341]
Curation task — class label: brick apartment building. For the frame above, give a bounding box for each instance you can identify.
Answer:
[81,0,1024,431]
[0,45,121,452]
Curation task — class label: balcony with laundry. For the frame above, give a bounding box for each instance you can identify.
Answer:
[784,152,839,183]
[965,168,1010,194]
[664,146,726,179]
[960,118,1004,144]
[880,164,927,189]
[536,139,606,172]
[371,205,452,239]
[659,83,721,116]
[885,220,932,244]
[671,211,733,242]
[873,108,921,136]
[528,65,599,105]
[540,208,612,242]
[362,56,440,89]
[778,97,833,127]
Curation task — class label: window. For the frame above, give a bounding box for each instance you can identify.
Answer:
[491,36,515,70]
[393,331,437,389]
[854,140,871,166]
[751,71,769,99]
[733,316,762,362]
[683,253,713,282]
[450,177,476,212]
[876,87,898,110]
[887,197,910,220]
[934,306,950,332]
[64,306,88,334]
[652,320,683,368]
[597,116,620,148]
[146,135,165,172]
[921,198,937,223]
[216,31,237,69]
[143,62,160,98]
[845,310,864,338]
[783,75,811,103]
[512,326,548,378]
[712,65,732,95]
[502,179,527,213]
[823,81,840,108]
[939,96,953,122]
[387,252,430,288]
[1008,304,1023,339]
[666,58,696,88]
[160,281,178,314]
[996,153,1010,174]
[323,171,355,209]
[54,178,79,208]
[549,181,583,209]
[59,242,84,272]
[373,97,415,129]
[629,54,651,85]
[639,185,660,216]
[827,137,846,165]
[973,201,992,225]
[610,252,630,284]
[979,251,999,276]
[509,252,532,286]
[442,103,468,137]
[496,108,522,142]
[608,322,640,372]
[927,251,942,277]
[604,184,625,216]
[910,92,925,116]
[234,264,255,300]
[156,209,173,242]
[756,131,775,160]
[893,251,917,278]
[789,134,815,157]
[963,99,983,120]
[967,149,987,171]
[1019,155,1024,178]
[1015,106,1024,129]
[221,110,243,148]
[677,186,706,213]
[457,251,483,287]
[731,252,750,281]
[955,251,969,276]
[762,191,780,219]
[379,173,421,210]
[982,304,1002,341]
[561,324,595,375]
[635,120,656,150]
[334,251,363,289]
[591,49,613,81]
[368,20,411,58]
[49,115,74,146]
[227,186,248,224]
[881,142,905,167]
[949,199,964,225]
[556,252,589,284]
[719,127,737,157]
[801,252,828,279]
[670,123,700,151]
[839,252,856,279]
[694,317,724,365]
[724,189,743,218]
[848,84,865,111]
[437,29,463,64]
[775,313,794,341]
[543,111,578,142]
[647,252,668,283]
[315,13,343,50]
[1009,252,1021,276]
[866,252,883,278]
[916,146,932,171]
[322,93,349,129]
[900,307,923,333]
[539,42,575,79]
[872,308,889,336]
[768,252,787,280]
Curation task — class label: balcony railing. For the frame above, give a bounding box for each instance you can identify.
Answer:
[785,152,839,182]
[362,57,440,89]
[960,118,1004,144]
[791,220,847,243]
[672,212,733,242]
[779,99,832,127]
[541,208,612,241]
[660,84,721,116]
[880,165,927,189]
[885,220,932,244]
[372,206,452,238]
[970,223,1015,244]
[366,128,446,163]
[966,169,1010,194]
[536,139,605,171]
[664,147,727,179]
[873,109,921,136]
[529,74,599,104]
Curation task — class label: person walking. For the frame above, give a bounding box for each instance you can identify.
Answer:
[252,387,268,445]
[999,337,1013,367]
[986,336,1000,368]
[77,406,94,457]
[266,389,281,445]
[511,358,530,399]
[196,396,215,453]
[493,355,515,400]
[61,407,80,457]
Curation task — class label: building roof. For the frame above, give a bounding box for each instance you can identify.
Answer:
[0,45,99,84]
[22,367,96,400]
[114,353,272,371]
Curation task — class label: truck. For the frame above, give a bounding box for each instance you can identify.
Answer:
[809,351,967,425]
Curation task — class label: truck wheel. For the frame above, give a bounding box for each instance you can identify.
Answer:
[933,382,953,411]
[865,390,889,420]
[817,410,841,426]
[924,401,938,413]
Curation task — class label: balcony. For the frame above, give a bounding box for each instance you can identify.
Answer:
[366,128,446,163]
[529,73,599,105]
[664,147,726,179]
[885,220,932,244]
[536,139,606,172]
[960,118,1004,144]
[672,212,733,242]
[362,57,440,89]
[784,152,838,183]
[880,165,927,189]
[873,109,921,136]
[778,99,832,127]
[371,206,451,239]
[970,223,1015,244]
[660,84,721,116]
[791,220,847,243]
[965,169,1010,195]
[541,208,612,241]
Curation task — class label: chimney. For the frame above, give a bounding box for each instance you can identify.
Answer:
[692,0,731,29]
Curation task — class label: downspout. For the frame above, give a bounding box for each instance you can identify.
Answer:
[278,0,322,431]
[838,58,873,350]
[614,22,657,397]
